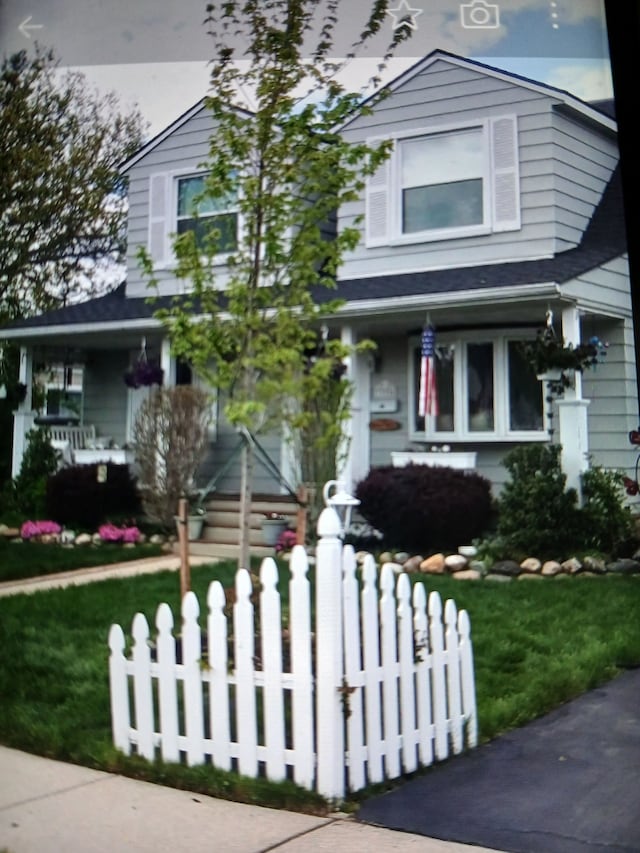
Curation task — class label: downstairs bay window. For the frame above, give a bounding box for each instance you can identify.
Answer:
[411,332,544,441]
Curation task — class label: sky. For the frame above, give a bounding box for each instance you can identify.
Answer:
[0,0,613,137]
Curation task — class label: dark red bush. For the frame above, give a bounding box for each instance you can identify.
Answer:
[355,464,494,552]
[45,463,141,529]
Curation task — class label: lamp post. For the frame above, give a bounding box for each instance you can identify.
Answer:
[322,479,361,536]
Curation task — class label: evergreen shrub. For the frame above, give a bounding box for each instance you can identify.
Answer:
[355,464,494,552]
[45,463,141,530]
[495,444,636,559]
[0,427,59,519]
[495,444,580,558]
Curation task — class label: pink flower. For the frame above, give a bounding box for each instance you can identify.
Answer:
[275,528,297,553]
[20,520,61,540]
[98,523,141,543]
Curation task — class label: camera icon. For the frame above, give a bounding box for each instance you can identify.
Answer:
[460,0,500,28]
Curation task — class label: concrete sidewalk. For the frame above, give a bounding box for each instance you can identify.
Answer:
[0,553,214,598]
[0,746,498,853]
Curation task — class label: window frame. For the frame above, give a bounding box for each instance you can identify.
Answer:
[395,121,491,243]
[408,329,548,443]
[173,170,240,261]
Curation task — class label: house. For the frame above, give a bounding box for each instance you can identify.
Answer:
[3,50,637,517]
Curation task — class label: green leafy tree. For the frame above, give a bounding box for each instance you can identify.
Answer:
[0,47,144,322]
[144,0,410,565]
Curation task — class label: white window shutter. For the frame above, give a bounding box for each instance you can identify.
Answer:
[148,173,169,264]
[490,116,521,232]
[366,149,391,247]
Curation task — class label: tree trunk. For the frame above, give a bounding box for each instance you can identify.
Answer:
[238,438,254,568]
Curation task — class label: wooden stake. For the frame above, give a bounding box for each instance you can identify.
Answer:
[178,497,190,599]
[296,485,308,546]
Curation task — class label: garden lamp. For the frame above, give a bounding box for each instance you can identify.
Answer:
[322,479,360,535]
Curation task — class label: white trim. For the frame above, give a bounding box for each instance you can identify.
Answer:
[407,328,549,443]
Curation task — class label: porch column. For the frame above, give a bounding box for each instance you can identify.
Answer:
[556,306,590,500]
[337,326,370,491]
[11,346,36,478]
[160,337,175,386]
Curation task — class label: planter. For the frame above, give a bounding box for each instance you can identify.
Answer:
[175,514,205,541]
[536,369,563,382]
[391,451,477,470]
[261,518,288,546]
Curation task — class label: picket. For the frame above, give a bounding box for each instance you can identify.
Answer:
[289,545,314,789]
[156,603,179,763]
[207,581,231,770]
[109,507,478,800]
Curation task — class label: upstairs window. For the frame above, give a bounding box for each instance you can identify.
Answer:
[366,116,520,247]
[401,128,484,234]
[176,174,238,255]
[147,170,238,267]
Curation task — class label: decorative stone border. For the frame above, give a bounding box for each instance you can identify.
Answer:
[356,548,640,580]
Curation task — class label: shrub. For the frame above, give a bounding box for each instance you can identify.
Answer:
[579,465,635,556]
[355,464,494,552]
[133,386,212,529]
[495,444,580,558]
[45,463,141,530]
[2,427,59,519]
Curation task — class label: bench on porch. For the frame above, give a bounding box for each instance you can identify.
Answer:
[48,424,96,451]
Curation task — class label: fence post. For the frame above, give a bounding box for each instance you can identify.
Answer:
[315,506,345,801]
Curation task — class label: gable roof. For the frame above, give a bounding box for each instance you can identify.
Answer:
[342,50,616,135]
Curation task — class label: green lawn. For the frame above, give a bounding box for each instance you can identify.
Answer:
[0,563,638,814]
[0,537,164,583]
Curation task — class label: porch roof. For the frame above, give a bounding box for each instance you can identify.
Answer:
[2,165,626,342]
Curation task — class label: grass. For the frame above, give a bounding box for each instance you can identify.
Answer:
[0,561,639,814]
[0,537,164,583]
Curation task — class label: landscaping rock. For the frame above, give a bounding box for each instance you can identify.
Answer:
[518,572,544,580]
[542,560,563,576]
[583,555,607,574]
[403,555,424,573]
[485,573,512,582]
[420,553,446,574]
[445,554,468,572]
[0,524,20,539]
[560,557,581,575]
[379,551,393,564]
[452,568,482,581]
[149,534,166,545]
[394,551,410,564]
[75,533,93,546]
[606,558,640,575]
[490,559,521,576]
[520,557,541,573]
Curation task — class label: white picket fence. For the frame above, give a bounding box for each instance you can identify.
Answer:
[108,507,477,800]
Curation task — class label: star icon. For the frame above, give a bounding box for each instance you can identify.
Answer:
[386,0,423,31]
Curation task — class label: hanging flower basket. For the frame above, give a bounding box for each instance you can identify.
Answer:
[520,330,607,394]
[123,360,164,389]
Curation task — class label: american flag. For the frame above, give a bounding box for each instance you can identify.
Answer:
[418,326,439,418]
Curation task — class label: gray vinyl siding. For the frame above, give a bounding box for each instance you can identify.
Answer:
[579,317,638,476]
[338,57,618,281]
[125,106,228,297]
[82,352,130,446]
[562,256,633,316]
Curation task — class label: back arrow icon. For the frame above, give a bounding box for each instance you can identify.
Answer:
[19,16,44,39]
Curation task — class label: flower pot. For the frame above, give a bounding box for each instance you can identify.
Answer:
[261,518,288,546]
[175,514,205,541]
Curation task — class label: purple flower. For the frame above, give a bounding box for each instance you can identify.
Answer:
[98,523,140,543]
[275,529,298,553]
